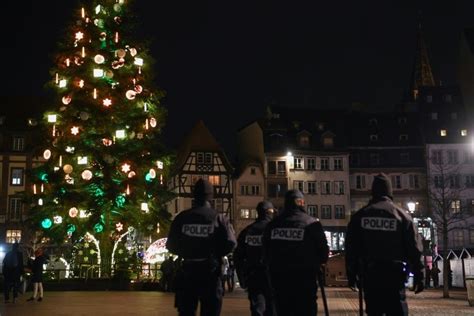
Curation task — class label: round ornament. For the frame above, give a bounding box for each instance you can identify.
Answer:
[43,149,52,160]
[99,32,107,41]
[134,85,143,94]
[63,164,73,174]
[69,207,79,218]
[62,96,72,105]
[105,70,114,79]
[80,112,90,120]
[129,48,137,57]
[116,49,126,58]
[150,118,157,128]
[94,54,105,64]
[81,170,93,181]
[113,3,122,12]
[126,90,136,100]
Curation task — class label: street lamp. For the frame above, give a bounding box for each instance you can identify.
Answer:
[407,201,416,213]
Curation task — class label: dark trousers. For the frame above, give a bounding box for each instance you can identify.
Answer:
[175,262,223,316]
[247,272,275,316]
[363,264,408,316]
[4,278,19,301]
[271,270,318,316]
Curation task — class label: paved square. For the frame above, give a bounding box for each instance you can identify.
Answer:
[0,287,472,315]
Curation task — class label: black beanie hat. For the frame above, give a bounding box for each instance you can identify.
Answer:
[193,179,214,201]
[284,189,304,209]
[257,201,274,217]
[371,173,393,199]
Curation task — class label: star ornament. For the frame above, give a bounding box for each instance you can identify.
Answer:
[116,222,124,232]
[71,126,80,135]
[75,31,84,41]
[121,163,131,173]
[103,98,112,107]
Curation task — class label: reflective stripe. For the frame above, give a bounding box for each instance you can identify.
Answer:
[271,228,305,241]
[182,224,214,237]
[245,234,262,246]
[361,217,397,231]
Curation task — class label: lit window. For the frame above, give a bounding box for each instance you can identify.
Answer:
[294,157,304,169]
[323,137,333,148]
[240,209,250,219]
[298,135,310,148]
[11,168,24,186]
[461,130,468,137]
[6,230,21,244]
[208,175,220,186]
[440,130,447,137]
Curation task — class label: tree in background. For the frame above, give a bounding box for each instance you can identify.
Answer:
[27,0,172,277]
[427,156,473,298]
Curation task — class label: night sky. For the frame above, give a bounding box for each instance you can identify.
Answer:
[1,0,474,155]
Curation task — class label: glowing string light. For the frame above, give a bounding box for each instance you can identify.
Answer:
[82,47,86,58]
[81,7,85,18]
[93,88,97,99]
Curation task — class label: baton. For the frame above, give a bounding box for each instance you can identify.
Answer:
[318,269,329,316]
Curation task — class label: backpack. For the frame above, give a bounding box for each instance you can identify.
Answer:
[4,252,19,269]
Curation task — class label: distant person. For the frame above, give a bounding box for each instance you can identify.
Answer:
[27,248,48,302]
[235,201,276,316]
[2,243,24,303]
[221,256,230,294]
[160,256,174,292]
[346,173,425,316]
[431,263,440,288]
[226,254,235,292]
[263,190,329,316]
[425,265,431,288]
[166,179,236,316]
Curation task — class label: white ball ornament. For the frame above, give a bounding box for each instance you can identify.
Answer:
[80,112,90,121]
[114,4,122,12]
[81,170,93,181]
[94,54,105,64]
[63,164,73,174]
[62,96,72,105]
[69,207,79,218]
[105,70,114,79]
[129,48,137,56]
[126,90,136,100]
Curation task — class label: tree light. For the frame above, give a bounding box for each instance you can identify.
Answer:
[93,69,104,78]
[75,32,84,41]
[43,149,52,160]
[54,216,63,224]
[94,54,105,64]
[77,156,88,165]
[134,57,144,66]
[42,218,53,229]
[141,202,149,213]
[116,130,126,139]
[69,207,79,218]
[71,126,80,135]
[48,114,57,123]
[103,98,112,107]
[81,170,93,181]
[59,79,67,88]
[121,163,131,173]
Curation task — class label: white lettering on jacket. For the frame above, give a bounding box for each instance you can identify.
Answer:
[245,235,262,246]
[182,224,214,237]
[361,217,397,231]
[271,228,305,241]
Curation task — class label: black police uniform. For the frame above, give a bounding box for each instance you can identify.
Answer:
[345,173,424,316]
[234,201,276,316]
[263,190,329,316]
[166,179,236,316]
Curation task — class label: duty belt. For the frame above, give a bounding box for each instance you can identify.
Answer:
[184,258,208,262]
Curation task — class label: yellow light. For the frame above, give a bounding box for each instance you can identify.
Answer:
[126,184,130,195]
[150,118,157,128]
[48,114,57,123]
[128,171,136,178]
[79,80,84,88]
[71,126,80,135]
[149,168,157,179]
[33,184,37,195]
[38,198,43,206]
[81,7,85,18]
[94,54,105,64]
[55,73,59,84]
[65,58,71,67]
[82,46,86,58]
[93,88,98,99]
[134,57,144,66]
[77,156,88,165]
[69,207,79,218]
[115,32,119,43]
[93,69,104,78]
[116,130,126,139]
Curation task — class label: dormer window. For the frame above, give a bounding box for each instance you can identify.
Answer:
[369,118,378,126]
[297,133,311,148]
[399,134,408,141]
[398,117,407,124]
[323,137,333,148]
[370,134,378,142]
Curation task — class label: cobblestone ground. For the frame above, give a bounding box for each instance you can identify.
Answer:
[0,287,471,316]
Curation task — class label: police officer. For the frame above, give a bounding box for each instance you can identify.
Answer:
[234,201,276,316]
[263,190,329,316]
[166,179,236,316]
[345,173,424,316]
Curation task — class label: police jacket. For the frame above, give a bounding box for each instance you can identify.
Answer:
[262,207,329,272]
[234,214,272,274]
[345,197,424,280]
[166,201,236,260]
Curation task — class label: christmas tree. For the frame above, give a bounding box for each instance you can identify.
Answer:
[28,0,172,277]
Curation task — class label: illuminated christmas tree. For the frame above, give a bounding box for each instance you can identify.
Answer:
[28,0,172,277]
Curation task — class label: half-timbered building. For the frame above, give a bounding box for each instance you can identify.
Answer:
[168,120,234,219]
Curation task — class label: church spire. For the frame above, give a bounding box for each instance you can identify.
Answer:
[409,14,436,101]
